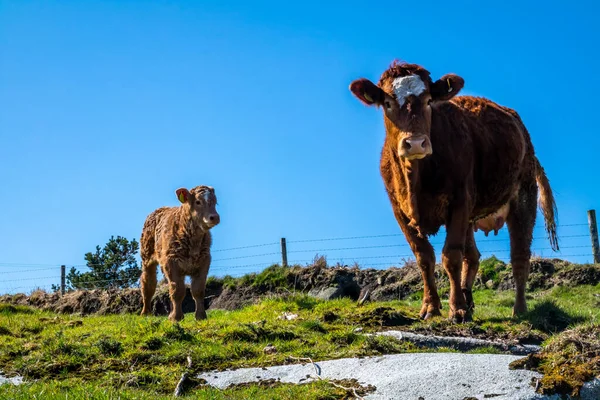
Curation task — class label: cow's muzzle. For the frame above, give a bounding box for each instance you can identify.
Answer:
[398,135,432,160]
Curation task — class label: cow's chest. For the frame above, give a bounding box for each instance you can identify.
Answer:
[393,188,450,233]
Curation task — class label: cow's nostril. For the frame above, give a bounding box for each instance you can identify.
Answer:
[404,140,412,150]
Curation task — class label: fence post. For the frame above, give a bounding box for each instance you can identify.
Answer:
[280,238,288,267]
[60,265,66,295]
[588,210,600,263]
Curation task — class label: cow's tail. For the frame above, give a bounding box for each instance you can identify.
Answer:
[535,156,559,251]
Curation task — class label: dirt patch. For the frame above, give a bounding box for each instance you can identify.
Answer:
[330,378,377,398]
[408,320,548,345]
[354,307,417,328]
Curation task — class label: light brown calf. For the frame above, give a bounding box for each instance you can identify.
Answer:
[140,185,220,322]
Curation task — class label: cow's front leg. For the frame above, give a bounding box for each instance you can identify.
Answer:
[414,239,441,319]
[191,257,210,321]
[443,198,471,323]
[396,212,441,319]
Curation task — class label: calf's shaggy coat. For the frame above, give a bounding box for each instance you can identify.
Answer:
[349,61,558,322]
[140,186,220,321]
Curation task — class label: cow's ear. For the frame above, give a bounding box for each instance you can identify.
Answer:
[349,78,386,107]
[430,74,464,102]
[176,188,191,204]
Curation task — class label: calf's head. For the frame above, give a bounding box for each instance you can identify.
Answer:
[176,185,220,229]
[349,61,464,160]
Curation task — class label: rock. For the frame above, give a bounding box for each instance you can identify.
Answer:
[307,270,361,301]
[263,344,277,355]
[485,279,495,289]
[278,312,298,321]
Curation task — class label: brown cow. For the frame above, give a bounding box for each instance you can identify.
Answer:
[349,60,558,322]
[140,185,220,322]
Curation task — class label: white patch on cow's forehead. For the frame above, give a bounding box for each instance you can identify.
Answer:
[391,75,426,107]
[203,191,211,202]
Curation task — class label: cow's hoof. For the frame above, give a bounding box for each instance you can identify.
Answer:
[512,304,528,317]
[420,309,442,320]
[450,309,471,324]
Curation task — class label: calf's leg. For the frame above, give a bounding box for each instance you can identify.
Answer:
[165,263,186,322]
[140,260,158,316]
[507,181,537,316]
[190,264,209,320]
[461,226,480,312]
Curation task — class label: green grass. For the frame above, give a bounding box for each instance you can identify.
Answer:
[1,282,599,399]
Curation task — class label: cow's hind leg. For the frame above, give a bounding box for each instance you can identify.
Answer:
[462,226,480,313]
[140,260,158,316]
[507,180,537,316]
[443,192,471,323]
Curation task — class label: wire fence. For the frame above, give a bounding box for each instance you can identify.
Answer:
[0,217,597,295]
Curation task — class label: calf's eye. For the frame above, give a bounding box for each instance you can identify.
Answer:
[195,201,201,205]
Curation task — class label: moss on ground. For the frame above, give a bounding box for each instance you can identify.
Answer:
[510,323,600,397]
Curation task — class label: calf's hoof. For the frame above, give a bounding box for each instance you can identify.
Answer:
[195,310,207,320]
[168,312,184,322]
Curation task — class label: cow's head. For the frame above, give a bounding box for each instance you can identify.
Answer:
[176,185,220,229]
[349,61,464,160]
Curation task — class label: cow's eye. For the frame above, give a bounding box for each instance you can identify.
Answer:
[195,201,201,205]
[427,98,433,105]
[384,100,392,109]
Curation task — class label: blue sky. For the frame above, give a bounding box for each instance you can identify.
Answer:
[1,0,598,293]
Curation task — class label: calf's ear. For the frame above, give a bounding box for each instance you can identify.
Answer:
[349,78,386,107]
[176,188,191,204]
[430,74,464,102]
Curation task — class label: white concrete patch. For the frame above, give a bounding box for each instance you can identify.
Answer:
[199,353,569,399]
[392,75,426,107]
[373,330,540,355]
[0,374,23,386]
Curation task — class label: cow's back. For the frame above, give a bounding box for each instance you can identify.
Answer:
[450,96,533,218]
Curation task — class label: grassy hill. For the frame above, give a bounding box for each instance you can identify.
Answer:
[0,257,599,399]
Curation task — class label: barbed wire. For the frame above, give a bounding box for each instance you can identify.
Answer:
[0,221,595,294]
[0,267,59,274]
[211,242,279,253]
